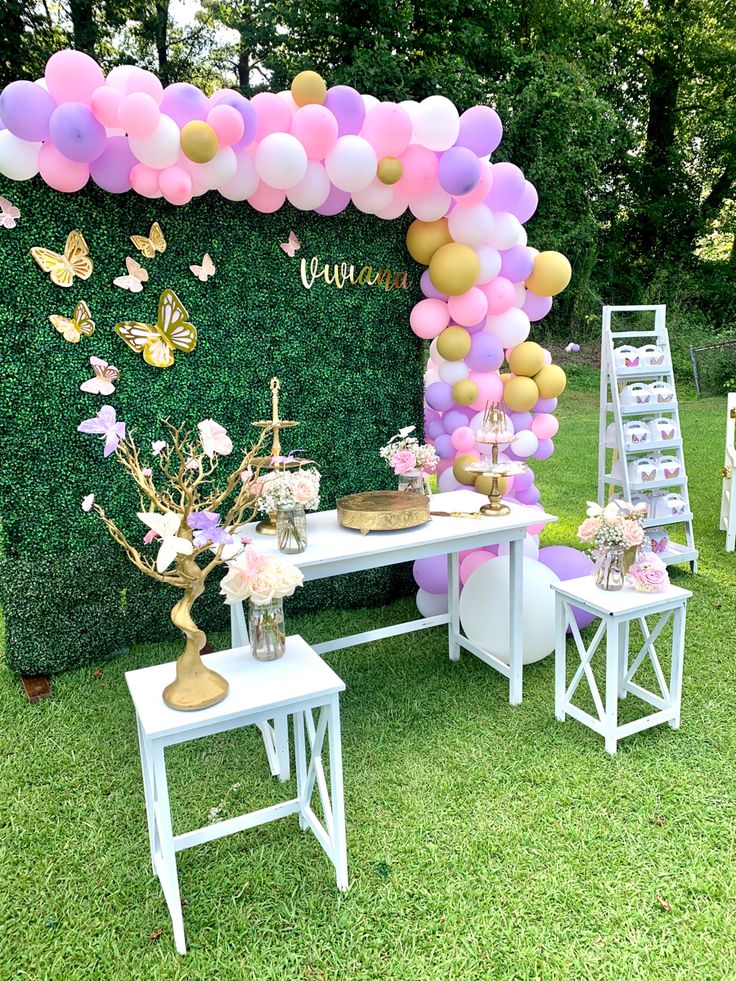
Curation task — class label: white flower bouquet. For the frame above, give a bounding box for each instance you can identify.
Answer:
[257,467,321,513]
[379,425,438,476]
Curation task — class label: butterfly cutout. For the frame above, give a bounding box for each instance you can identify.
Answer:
[650,539,667,553]
[80,356,120,396]
[137,511,193,573]
[280,231,300,257]
[0,196,20,229]
[649,355,665,365]
[663,468,680,479]
[661,429,675,440]
[81,493,95,512]
[114,288,196,369]
[113,256,149,293]
[49,300,95,343]
[625,357,640,368]
[77,404,126,457]
[130,222,166,259]
[190,253,215,282]
[31,230,93,288]
[657,393,674,403]
[640,470,656,482]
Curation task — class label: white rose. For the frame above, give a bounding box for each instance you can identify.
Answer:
[220,567,249,604]
[249,571,275,605]
[585,501,603,518]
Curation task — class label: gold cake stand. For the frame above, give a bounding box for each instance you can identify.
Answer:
[468,403,527,516]
[337,491,430,535]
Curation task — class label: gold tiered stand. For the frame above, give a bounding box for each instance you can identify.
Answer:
[251,377,311,535]
[466,403,527,516]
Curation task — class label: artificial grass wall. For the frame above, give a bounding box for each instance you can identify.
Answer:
[0,179,423,675]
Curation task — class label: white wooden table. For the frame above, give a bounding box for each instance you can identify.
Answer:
[231,490,556,777]
[125,637,347,954]
[552,575,691,754]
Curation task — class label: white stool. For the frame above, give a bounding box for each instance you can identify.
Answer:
[552,575,691,754]
[125,636,348,954]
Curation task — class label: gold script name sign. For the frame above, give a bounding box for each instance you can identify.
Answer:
[300,255,409,292]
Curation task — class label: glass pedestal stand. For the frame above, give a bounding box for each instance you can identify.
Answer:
[467,438,527,517]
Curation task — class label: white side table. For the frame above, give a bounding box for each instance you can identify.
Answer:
[552,575,692,754]
[125,636,348,954]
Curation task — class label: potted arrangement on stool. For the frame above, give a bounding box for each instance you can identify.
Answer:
[577,499,648,590]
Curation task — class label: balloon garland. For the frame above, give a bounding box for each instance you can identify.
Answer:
[0,49,573,610]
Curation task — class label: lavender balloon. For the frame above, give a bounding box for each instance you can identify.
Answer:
[0,80,56,142]
[425,381,454,412]
[443,409,470,433]
[508,411,532,432]
[534,397,558,413]
[421,269,447,300]
[159,82,208,128]
[455,105,503,156]
[434,434,455,459]
[516,484,541,506]
[465,317,486,335]
[522,290,553,322]
[49,102,106,162]
[512,466,534,492]
[427,419,445,440]
[324,85,365,136]
[486,162,525,211]
[413,555,448,594]
[89,136,136,192]
[438,146,481,196]
[465,332,504,372]
[538,546,595,629]
[514,181,539,223]
[314,184,350,215]
[499,245,535,283]
[535,439,554,461]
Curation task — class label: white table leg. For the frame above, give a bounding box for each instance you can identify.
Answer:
[274,713,290,782]
[447,552,460,662]
[604,621,620,755]
[136,717,157,873]
[230,600,249,648]
[327,695,349,892]
[669,603,687,729]
[508,536,524,705]
[618,619,630,699]
[150,741,187,955]
[293,711,308,830]
[554,594,567,722]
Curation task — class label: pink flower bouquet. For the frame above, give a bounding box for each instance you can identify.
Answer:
[627,555,670,593]
[380,425,438,476]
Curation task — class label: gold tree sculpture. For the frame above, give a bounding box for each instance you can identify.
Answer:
[79,407,270,711]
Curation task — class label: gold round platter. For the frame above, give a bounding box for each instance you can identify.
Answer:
[336,491,430,535]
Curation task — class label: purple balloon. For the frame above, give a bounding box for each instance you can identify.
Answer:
[323,85,365,136]
[421,269,447,300]
[522,290,553,322]
[427,419,445,440]
[516,484,541,506]
[438,146,481,196]
[499,245,535,283]
[466,332,504,372]
[534,397,558,413]
[89,136,136,193]
[49,102,106,162]
[465,317,486,335]
[443,409,470,433]
[434,434,454,459]
[455,105,502,157]
[159,82,208,128]
[535,439,554,461]
[0,80,56,142]
[513,181,538,223]
[486,162,525,211]
[512,466,534,492]
[538,546,595,629]
[210,89,258,149]
[508,411,532,432]
[315,185,350,216]
[413,555,448,594]
[425,382,454,413]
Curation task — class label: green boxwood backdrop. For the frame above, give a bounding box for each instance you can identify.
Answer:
[0,179,424,675]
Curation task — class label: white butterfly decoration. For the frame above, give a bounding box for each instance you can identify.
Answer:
[280,231,300,257]
[138,511,193,573]
[190,253,215,282]
[113,256,149,293]
[80,356,120,396]
[0,196,20,229]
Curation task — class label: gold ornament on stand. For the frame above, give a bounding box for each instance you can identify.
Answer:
[466,403,528,516]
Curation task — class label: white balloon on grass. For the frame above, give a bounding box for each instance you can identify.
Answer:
[416,589,449,618]
[325,135,377,192]
[414,95,460,151]
[255,132,308,189]
[448,203,494,246]
[459,557,559,665]
[129,113,180,168]
[0,131,41,180]
[287,161,331,210]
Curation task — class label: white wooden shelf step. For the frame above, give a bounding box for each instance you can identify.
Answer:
[605,475,688,491]
[657,542,699,566]
[607,438,684,453]
[614,366,673,379]
[606,402,679,416]
[642,513,694,528]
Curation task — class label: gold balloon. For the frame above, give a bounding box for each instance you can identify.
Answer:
[475,474,510,497]
[406,218,452,265]
[503,376,539,412]
[452,378,478,406]
[291,70,327,106]
[437,326,471,361]
[453,453,480,486]
[181,121,218,163]
[525,251,572,297]
[533,364,567,399]
[429,243,481,297]
[377,156,403,185]
[508,341,545,378]
[500,372,513,385]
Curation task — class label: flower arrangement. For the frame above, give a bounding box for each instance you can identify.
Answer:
[78,406,268,710]
[627,555,670,593]
[379,425,438,476]
[256,466,321,513]
[577,500,647,552]
[220,546,304,605]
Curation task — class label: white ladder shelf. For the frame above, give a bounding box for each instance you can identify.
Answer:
[598,305,698,572]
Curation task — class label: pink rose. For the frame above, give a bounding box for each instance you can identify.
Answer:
[292,475,316,505]
[390,449,417,475]
[577,516,600,543]
[629,556,669,593]
[198,419,233,459]
[622,521,644,547]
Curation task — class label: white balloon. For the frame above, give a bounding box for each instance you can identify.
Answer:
[448,203,494,246]
[219,150,259,200]
[517,226,528,246]
[325,135,377,192]
[287,161,331,210]
[475,245,502,283]
[362,93,379,112]
[277,89,299,111]
[255,132,308,189]
[438,468,463,493]
[376,189,409,219]
[487,211,524,250]
[129,113,180,168]
[409,186,452,222]
[513,283,526,306]
[439,360,469,384]
[351,178,394,214]
[459,556,559,664]
[106,65,138,91]
[200,146,237,188]
[0,131,40,180]
[485,308,531,348]
[512,429,539,458]
[34,77,49,91]
[414,95,460,151]
[429,337,446,366]
[416,588,449,618]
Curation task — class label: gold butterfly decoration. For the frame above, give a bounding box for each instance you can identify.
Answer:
[114,288,196,369]
[190,253,215,282]
[113,256,149,293]
[49,300,96,343]
[130,222,166,259]
[31,230,93,288]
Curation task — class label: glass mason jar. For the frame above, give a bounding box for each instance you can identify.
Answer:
[595,547,625,591]
[398,470,424,494]
[276,506,307,554]
[248,597,286,661]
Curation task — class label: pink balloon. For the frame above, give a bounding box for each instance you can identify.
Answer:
[130,162,163,197]
[460,550,494,585]
[248,181,286,213]
[290,104,338,161]
[38,141,89,192]
[159,164,193,205]
[251,92,292,141]
[527,505,548,536]
[206,104,244,146]
[122,67,164,104]
[397,144,438,196]
[469,371,504,411]
[377,189,409,219]
[91,86,123,127]
[361,102,412,157]
[45,50,105,105]
[531,413,559,440]
[457,159,493,205]
[410,298,450,339]
[448,287,488,327]
[483,276,516,315]
[450,426,476,453]
[118,92,160,138]
[513,181,538,223]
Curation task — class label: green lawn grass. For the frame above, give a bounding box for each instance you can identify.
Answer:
[1,391,735,979]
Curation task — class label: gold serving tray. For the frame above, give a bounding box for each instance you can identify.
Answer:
[336,491,430,535]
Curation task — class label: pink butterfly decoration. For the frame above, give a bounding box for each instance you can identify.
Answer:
[651,539,667,553]
[664,468,679,479]
[641,470,656,482]
[625,357,640,368]
[650,355,664,364]
[151,440,167,456]
[280,231,300,257]
[0,196,20,229]
[662,430,675,440]
[80,356,120,396]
